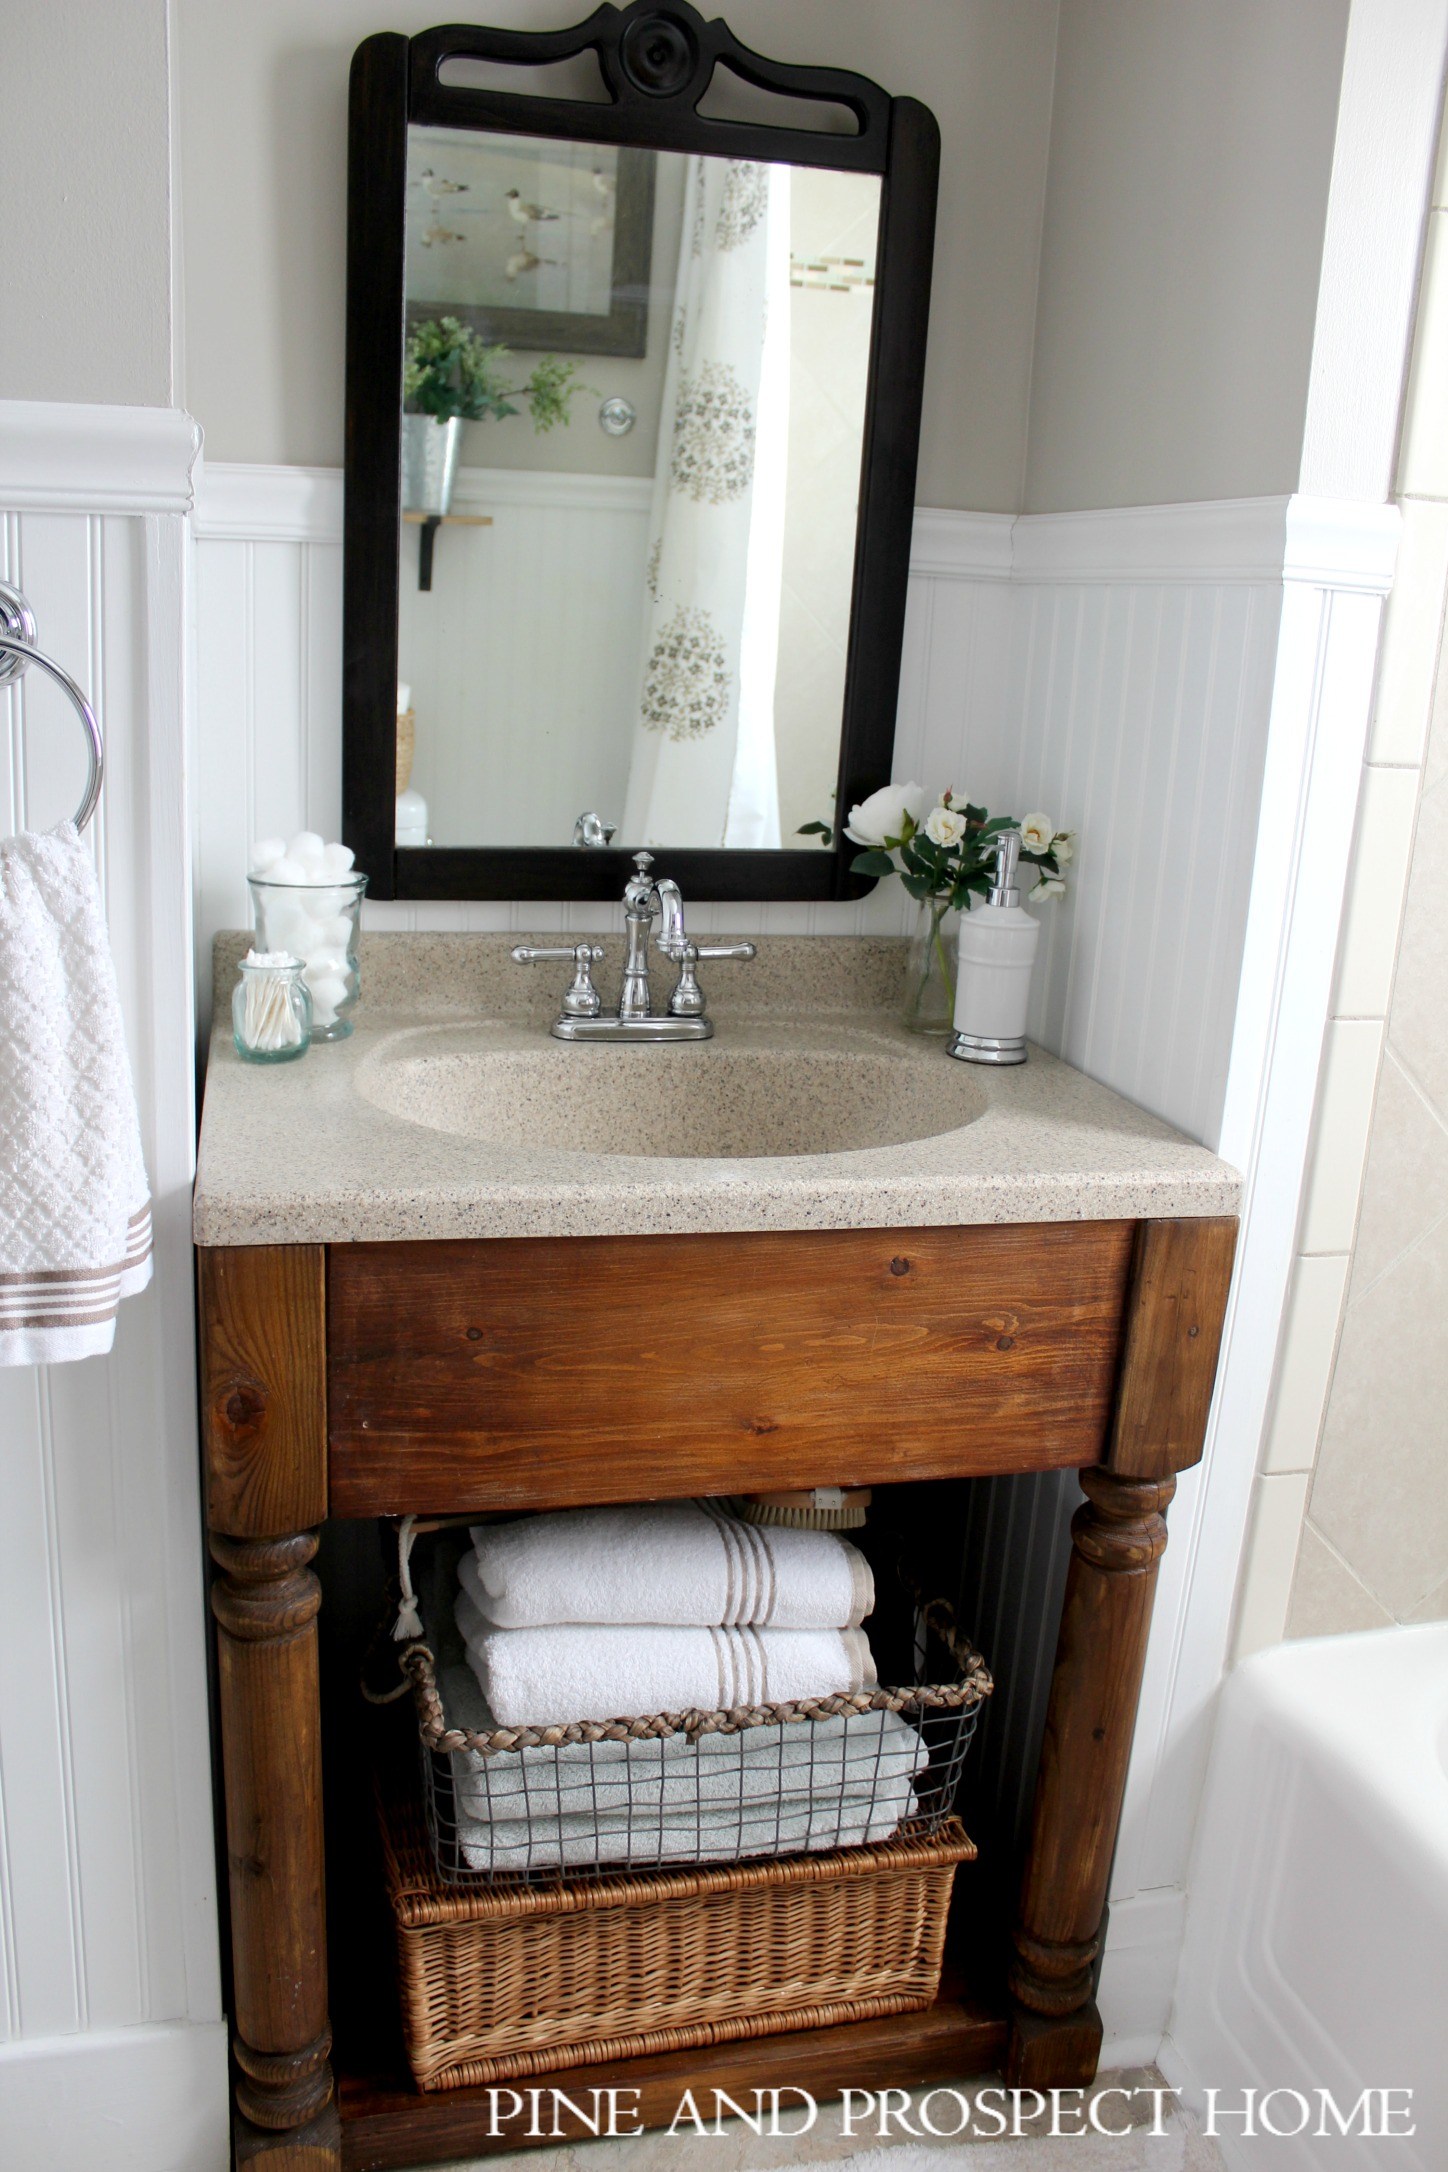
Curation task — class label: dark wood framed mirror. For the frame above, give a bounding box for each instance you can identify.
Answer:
[343,3,939,902]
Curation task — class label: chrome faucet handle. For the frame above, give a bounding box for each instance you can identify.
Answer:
[511,941,605,1017]
[623,850,656,914]
[666,939,756,1018]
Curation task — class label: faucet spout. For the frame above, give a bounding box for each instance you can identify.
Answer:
[653,878,686,960]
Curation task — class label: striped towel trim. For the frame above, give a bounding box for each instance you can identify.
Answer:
[0,1204,153,1359]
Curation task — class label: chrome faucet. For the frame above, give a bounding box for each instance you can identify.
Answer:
[512,851,755,1041]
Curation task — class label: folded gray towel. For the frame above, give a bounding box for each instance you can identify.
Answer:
[441,1662,926,1874]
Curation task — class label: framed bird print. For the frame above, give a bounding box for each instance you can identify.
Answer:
[404,127,656,357]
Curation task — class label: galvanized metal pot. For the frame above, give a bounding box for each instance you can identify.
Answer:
[401,414,462,515]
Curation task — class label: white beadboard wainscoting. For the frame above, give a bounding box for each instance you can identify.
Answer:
[191,465,1397,2063]
[0,403,227,2170]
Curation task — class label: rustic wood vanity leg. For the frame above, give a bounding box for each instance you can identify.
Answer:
[1005,1217,1237,2087]
[199,1246,338,2166]
[1006,1468,1174,2081]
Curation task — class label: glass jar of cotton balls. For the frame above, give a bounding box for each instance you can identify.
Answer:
[232,951,312,1064]
[248,833,367,1041]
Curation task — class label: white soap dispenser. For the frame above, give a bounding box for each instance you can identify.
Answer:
[949,830,1039,1065]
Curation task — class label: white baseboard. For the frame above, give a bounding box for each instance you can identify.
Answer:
[0,2021,229,2172]
[1098,1886,1188,2070]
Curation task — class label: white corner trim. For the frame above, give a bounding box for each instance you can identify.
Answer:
[192,461,344,540]
[0,400,201,514]
[910,507,1015,580]
[1282,494,1400,592]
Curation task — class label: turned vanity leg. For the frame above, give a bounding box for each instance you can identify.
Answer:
[212,1532,333,2128]
[1006,1468,1173,2082]
[199,1245,337,2166]
[1006,1216,1237,2087]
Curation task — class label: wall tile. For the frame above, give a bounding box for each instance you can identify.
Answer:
[1297,1018,1385,1253]
[1331,763,1421,1014]
[1349,1048,1448,1294]
[1367,498,1448,766]
[1399,211,1448,494]
[1310,1211,1448,1617]
[1232,1471,1311,1662]
[1286,1519,1395,1639]
[1261,1252,1349,1473]
[1387,779,1448,1110]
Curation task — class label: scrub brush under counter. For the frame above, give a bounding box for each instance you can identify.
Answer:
[737,1487,872,1531]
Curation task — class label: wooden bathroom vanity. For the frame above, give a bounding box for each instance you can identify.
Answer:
[195,936,1238,2171]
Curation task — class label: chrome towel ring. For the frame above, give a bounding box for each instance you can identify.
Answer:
[0,577,105,834]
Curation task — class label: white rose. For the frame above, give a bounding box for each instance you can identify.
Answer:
[1052,832,1075,864]
[845,781,926,847]
[1020,812,1054,853]
[1033,874,1067,902]
[925,805,967,849]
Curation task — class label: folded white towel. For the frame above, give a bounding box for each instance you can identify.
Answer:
[463,1500,873,1630]
[441,1663,925,1826]
[455,1789,910,1873]
[456,1591,875,1727]
[0,825,151,1366]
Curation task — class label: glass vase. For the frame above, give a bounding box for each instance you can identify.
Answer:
[901,897,958,1035]
[249,873,367,1041]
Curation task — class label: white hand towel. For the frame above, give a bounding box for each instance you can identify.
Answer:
[463,1498,873,1630]
[0,825,151,1366]
[456,1590,875,1727]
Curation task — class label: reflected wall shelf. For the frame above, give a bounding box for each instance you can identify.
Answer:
[403,512,492,592]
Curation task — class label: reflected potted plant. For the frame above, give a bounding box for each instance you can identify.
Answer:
[801,786,1074,1034]
[402,317,584,514]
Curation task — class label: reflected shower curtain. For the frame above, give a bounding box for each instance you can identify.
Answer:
[622,158,790,848]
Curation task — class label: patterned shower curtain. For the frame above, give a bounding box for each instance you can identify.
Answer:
[622,157,790,848]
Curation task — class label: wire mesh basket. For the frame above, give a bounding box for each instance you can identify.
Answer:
[390,1533,992,1890]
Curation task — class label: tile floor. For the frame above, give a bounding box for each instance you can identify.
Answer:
[404,2069,1225,2172]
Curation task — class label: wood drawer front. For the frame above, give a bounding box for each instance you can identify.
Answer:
[326,1221,1135,1516]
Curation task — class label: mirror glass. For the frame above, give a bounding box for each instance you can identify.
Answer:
[397,123,881,852]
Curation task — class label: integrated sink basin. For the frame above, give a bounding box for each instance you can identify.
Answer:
[353,1023,988,1159]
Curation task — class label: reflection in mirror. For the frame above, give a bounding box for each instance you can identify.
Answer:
[396,124,881,855]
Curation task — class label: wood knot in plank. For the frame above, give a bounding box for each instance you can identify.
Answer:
[217,1376,268,1440]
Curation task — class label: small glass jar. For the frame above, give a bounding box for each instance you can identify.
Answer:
[232,951,312,1064]
[901,896,958,1034]
[248,872,367,1041]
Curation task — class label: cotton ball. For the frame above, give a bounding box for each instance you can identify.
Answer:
[316,913,354,949]
[289,831,327,866]
[302,949,346,983]
[321,841,356,878]
[308,974,349,1023]
[248,837,287,875]
[266,856,307,885]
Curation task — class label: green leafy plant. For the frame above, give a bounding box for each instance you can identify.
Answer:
[404,317,585,430]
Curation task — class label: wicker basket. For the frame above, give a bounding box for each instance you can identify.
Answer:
[380,1780,976,2091]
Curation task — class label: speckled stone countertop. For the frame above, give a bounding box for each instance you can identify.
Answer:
[193,933,1240,1245]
